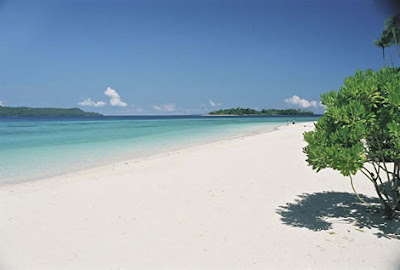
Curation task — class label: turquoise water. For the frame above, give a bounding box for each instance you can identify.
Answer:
[0,115,318,185]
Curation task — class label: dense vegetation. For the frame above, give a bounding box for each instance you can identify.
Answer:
[303,67,400,219]
[208,107,313,116]
[0,106,102,117]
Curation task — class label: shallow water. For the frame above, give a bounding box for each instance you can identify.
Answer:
[0,115,319,184]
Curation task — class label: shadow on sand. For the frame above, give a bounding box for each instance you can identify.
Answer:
[276,191,400,239]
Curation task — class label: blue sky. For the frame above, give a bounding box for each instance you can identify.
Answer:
[0,0,397,115]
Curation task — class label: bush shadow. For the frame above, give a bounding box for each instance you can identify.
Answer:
[276,191,400,239]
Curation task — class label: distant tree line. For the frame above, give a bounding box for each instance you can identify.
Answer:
[208,107,314,116]
[0,106,102,117]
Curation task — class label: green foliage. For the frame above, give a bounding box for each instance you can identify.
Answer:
[0,106,102,117]
[209,107,313,116]
[304,67,400,218]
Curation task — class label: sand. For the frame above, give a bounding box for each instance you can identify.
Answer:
[0,123,399,270]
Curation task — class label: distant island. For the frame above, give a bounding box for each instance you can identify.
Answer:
[208,107,314,116]
[0,106,102,117]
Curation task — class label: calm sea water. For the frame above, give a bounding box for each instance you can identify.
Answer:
[0,115,319,185]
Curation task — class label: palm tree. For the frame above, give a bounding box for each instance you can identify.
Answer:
[384,14,400,55]
[382,29,395,66]
[375,38,387,66]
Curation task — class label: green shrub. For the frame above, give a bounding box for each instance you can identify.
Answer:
[303,67,400,219]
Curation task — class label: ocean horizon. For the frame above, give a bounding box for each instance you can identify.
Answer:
[0,115,319,185]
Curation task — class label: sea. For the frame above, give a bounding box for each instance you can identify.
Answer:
[0,115,319,185]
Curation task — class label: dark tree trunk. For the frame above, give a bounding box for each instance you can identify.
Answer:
[382,47,386,67]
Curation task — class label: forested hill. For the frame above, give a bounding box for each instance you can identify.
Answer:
[0,106,102,116]
[208,108,314,116]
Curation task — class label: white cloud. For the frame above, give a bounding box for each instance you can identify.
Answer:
[285,95,319,109]
[209,99,222,107]
[132,105,144,112]
[104,87,127,107]
[163,103,176,112]
[0,100,3,106]
[152,104,176,112]
[78,98,106,107]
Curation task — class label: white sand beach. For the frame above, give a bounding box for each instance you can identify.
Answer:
[0,123,399,270]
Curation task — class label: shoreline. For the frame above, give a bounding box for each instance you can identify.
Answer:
[0,123,283,188]
[1,121,399,269]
